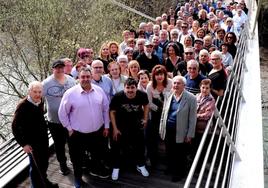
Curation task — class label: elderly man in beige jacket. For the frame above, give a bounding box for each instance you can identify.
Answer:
[159,75,197,182]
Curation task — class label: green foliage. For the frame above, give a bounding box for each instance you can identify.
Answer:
[0,0,177,140]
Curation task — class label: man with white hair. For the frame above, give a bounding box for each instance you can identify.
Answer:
[153,24,160,36]
[136,40,160,72]
[185,60,206,95]
[133,38,145,59]
[12,81,59,188]
[167,28,184,57]
[232,8,247,33]
[91,60,113,101]
[159,75,197,182]
[198,49,213,76]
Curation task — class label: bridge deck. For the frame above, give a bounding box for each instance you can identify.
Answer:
[4,146,186,188]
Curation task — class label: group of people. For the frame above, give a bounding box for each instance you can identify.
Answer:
[11,0,248,187]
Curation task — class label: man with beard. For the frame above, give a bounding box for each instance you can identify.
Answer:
[58,67,110,187]
[109,78,149,180]
[136,40,160,72]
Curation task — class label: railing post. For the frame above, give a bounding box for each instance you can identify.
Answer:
[215,109,241,161]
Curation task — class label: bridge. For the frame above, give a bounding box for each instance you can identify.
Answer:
[0,0,263,187]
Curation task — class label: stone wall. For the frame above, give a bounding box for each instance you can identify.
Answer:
[259,1,268,47]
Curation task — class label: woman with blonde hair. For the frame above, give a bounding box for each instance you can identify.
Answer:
[196,28,206,39]
[108,41,120,61]
[127,60,140,81]
[97,42,113,73]
[183,35,193,50]
[198,9,208,26]
[106,61,127,95]
[137,70,150,92]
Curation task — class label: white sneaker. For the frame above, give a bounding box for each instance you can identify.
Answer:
[111,168,120,180]
[137,166,149,177]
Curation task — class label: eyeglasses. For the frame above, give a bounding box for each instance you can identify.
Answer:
[80,75,91,79]
[182,26,188,29]
[93,66,103,69]
[185,52,193,55]
[172,33,178,35]
[227,36,233,39]
[211,58,220,61]
[188,67,197,70]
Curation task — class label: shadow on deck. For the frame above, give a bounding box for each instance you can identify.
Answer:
[4,145,186,188]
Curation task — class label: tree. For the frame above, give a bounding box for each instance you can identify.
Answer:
[0,0,176,142]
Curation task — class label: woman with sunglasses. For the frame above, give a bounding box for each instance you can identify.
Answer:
[223,32,237,59]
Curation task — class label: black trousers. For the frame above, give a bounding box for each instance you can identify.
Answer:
[29,144,49,188]
[48,122,69,167]
[111,128,146,169]
[146,110,162,166]
[68,128,104,179]
[165,126,188,177]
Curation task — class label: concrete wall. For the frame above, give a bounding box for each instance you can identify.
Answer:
[259,1,268,47]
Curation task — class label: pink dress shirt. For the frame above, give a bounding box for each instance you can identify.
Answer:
[58,84,110,133]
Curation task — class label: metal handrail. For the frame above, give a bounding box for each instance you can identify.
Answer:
[184,18,251,188]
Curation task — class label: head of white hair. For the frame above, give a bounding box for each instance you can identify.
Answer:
[211,50,223,60]
[187,59,199,68]
[172,75,186,85]
[199,49,210,57]
[117,55,128,63]
[91,60,104,67]
[28,81,43,93]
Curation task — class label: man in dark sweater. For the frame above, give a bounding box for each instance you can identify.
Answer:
[136,40,160,72]
[12,81,58,188]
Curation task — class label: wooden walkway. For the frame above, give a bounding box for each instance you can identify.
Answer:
[4,147,187,188]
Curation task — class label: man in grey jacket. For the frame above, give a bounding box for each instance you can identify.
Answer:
[159,75,197,182]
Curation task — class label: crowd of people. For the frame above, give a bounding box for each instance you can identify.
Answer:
[11,0,248,187]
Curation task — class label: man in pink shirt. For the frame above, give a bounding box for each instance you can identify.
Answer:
[58,67,110,188]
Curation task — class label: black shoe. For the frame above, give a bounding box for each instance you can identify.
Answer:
[46,180,59,188]
[59,164,70,175]
[74,178,87,188]
[90,167,110,179]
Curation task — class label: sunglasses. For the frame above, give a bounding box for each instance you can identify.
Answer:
[93,66,103,69]
[185,52,194,55]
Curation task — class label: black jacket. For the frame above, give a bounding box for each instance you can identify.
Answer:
[12,98,48,148]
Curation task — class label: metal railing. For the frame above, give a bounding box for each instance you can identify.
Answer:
[184,20,251,188]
